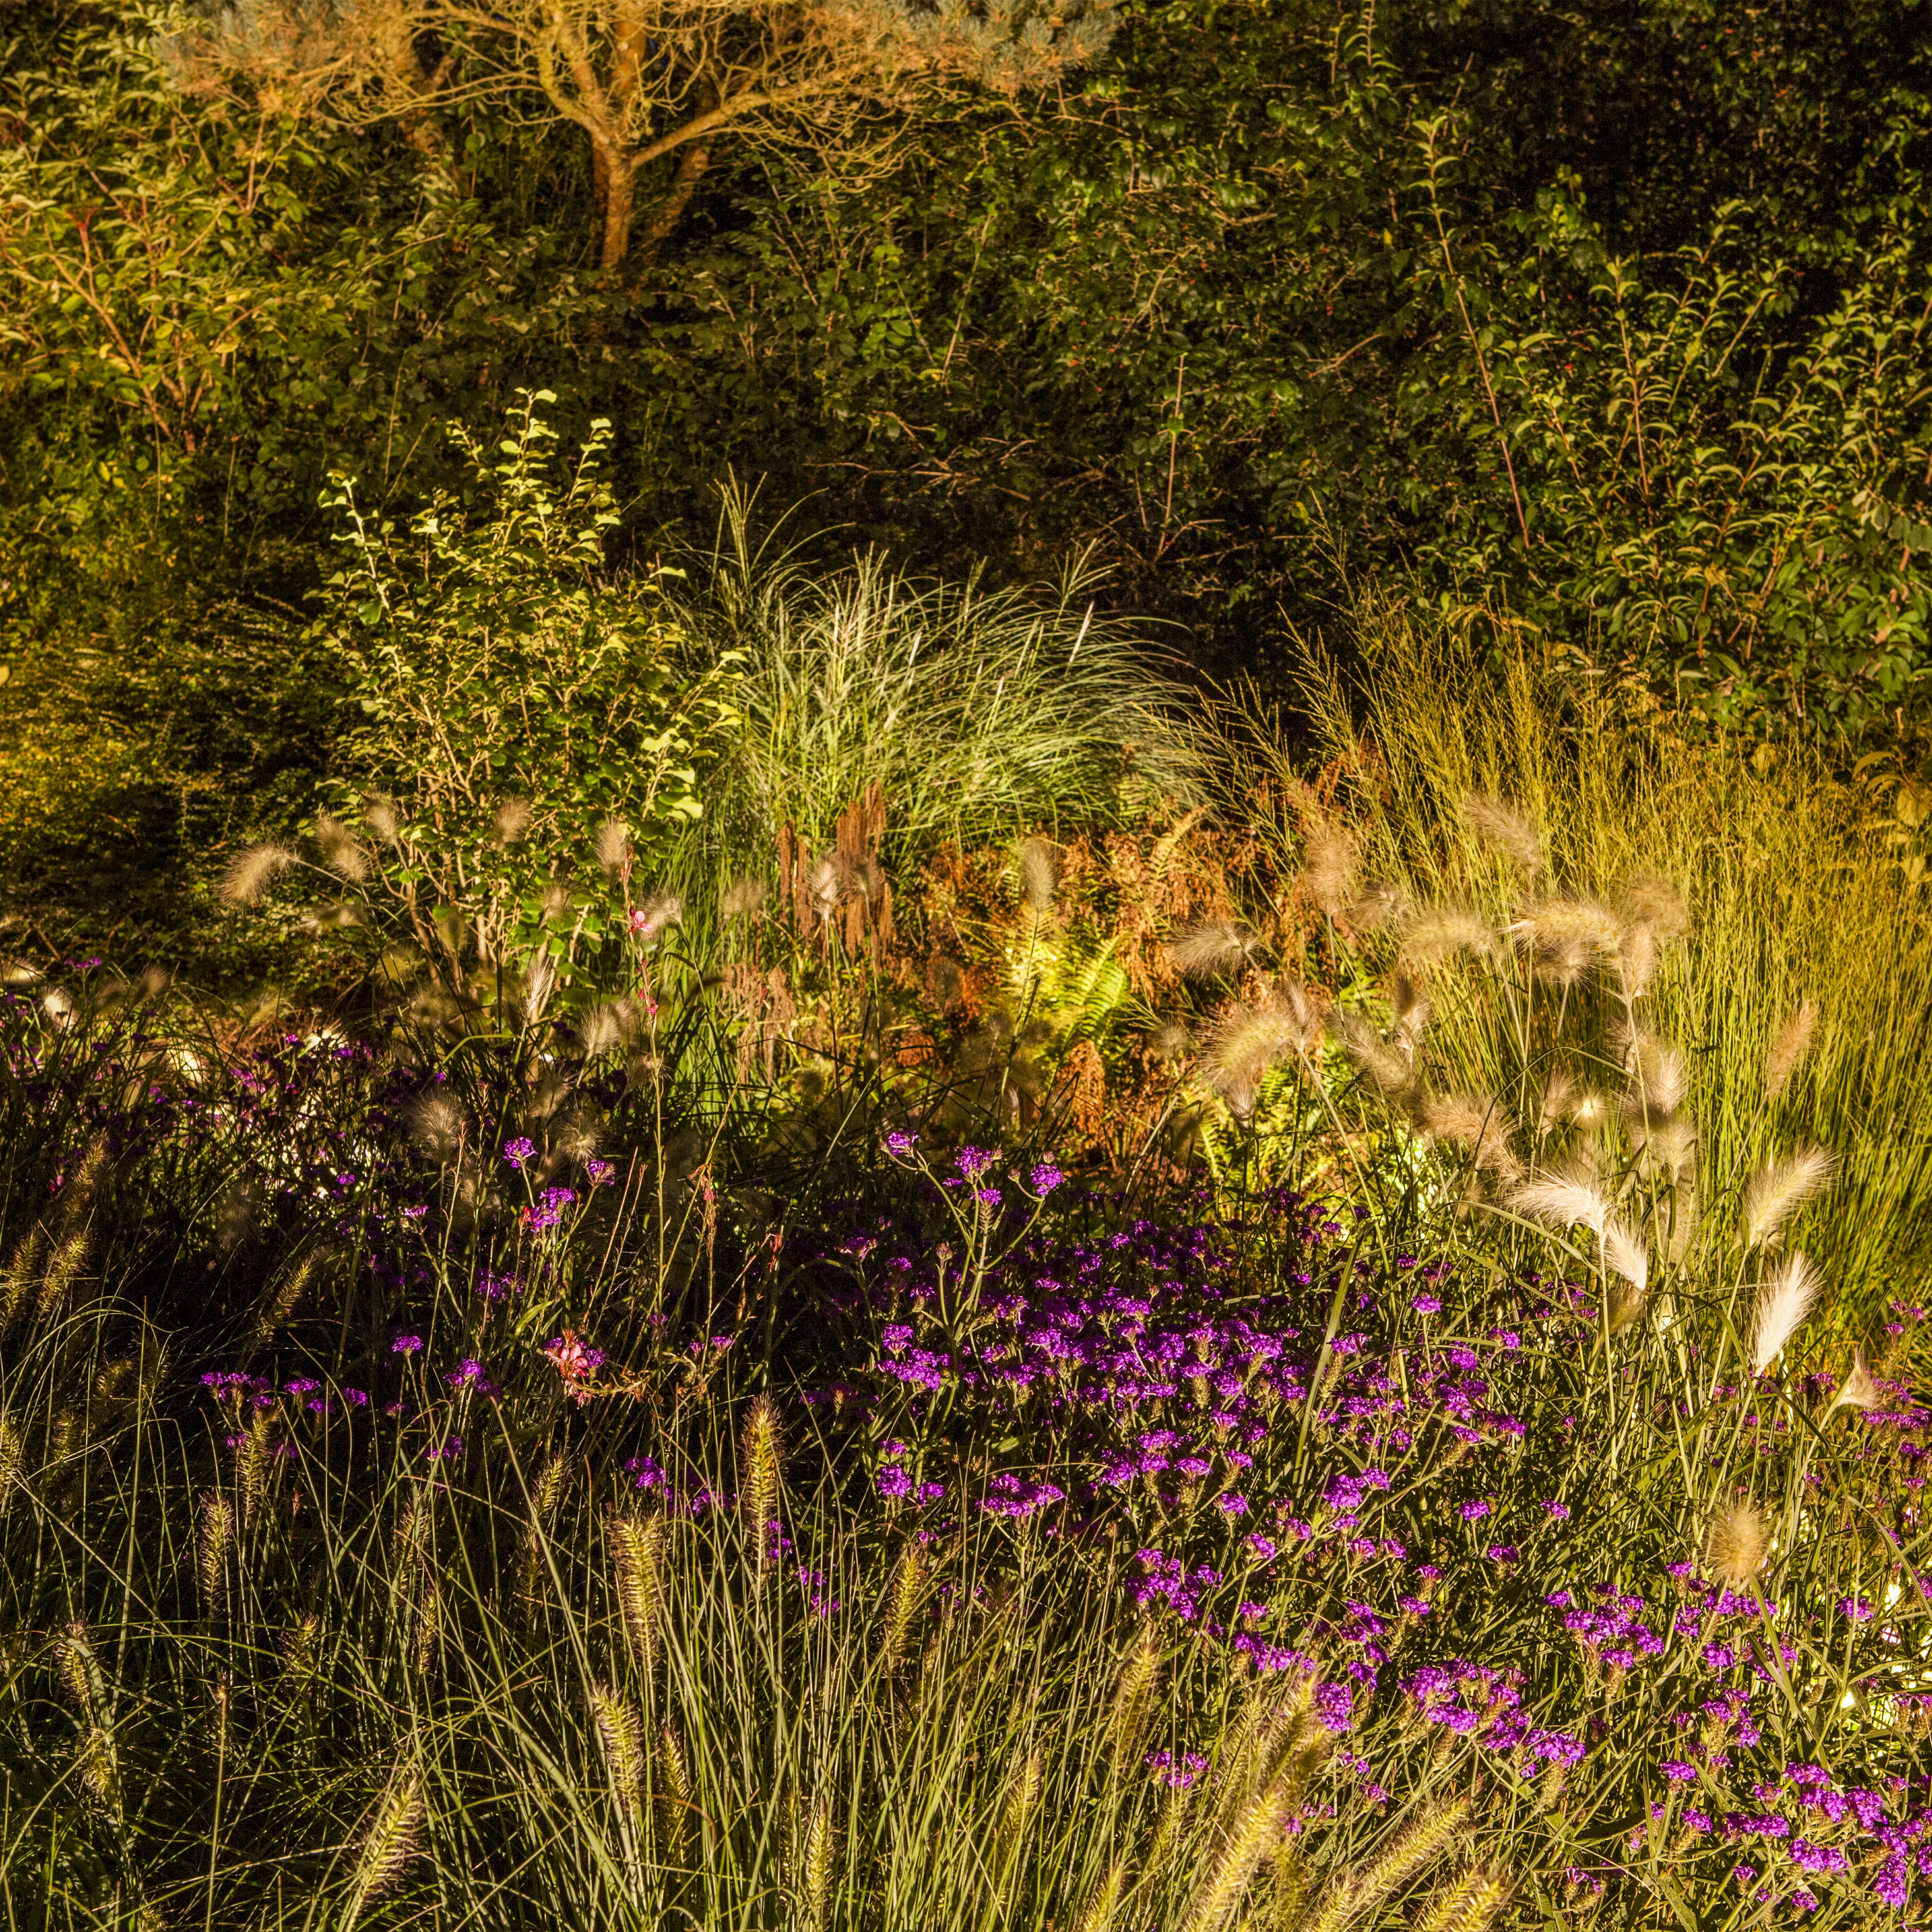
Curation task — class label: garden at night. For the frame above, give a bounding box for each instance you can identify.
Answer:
[5,2,1932,1925]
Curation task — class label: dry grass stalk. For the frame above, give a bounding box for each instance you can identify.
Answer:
[1317,1797,1472,1930]
[316,810,371,881]
[1741,1146,1835,1250]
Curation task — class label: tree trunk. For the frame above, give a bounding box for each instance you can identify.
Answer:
[631,143,711,270]
[598,148,637,272]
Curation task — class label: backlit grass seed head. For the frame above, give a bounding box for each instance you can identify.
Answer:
[197,1491,235,1617]
[1345,879,1407,931]
[54,1620,104,1719]
[1602,1219,1649,1312]
[1423,1094,1520,1180]
[1176,1777,1290,1932]
[361,797,400,843]
[590,1682,646,1809]
[1072,1859,1126,1932]
[343,1768,425,1929]
[1397,905,1497,970]
[1751,1251,1821,1375]
[721,876,767,918]
[1705,1503,1768,1588]
[1016,837,1058,914]
[1512,1176,1612,1239]
[658,1724,694,1862]
[1617,921,1661,997]
[238,1409,273,1524]
[38,1233,90,1321]
[219,842,298,906]
[1508,899,1623,988]
[595,818,632,874]
[1831,1347,1882,1414]
[798,1798,834,1932]
[407,1090,464,1159]
[741,1395,782,1558]
[1108,1621,1163,1770]
[1766,998,1819,1100]
[1331,1009,1418,1103]
[1328,1797,1472,1930]
[1462,792,1543,876]
[1622,1038,1689,1122]
[315,811,370,881]
[1166,921,1264,980]
[1631,1111,1697,1183]
[0,1230,43,1330]
[1202,1003,1313,1117]
[492,797,532,846]
[1742,1145,1835,1250]
[1390,974,1430,1055]
[1417,1866,1510,1932]
[609,1511,664,1676]
[1615,871,1690,942]
[1299,822,1359,918]
[881,1545,927,1676]
[0,1415,20,1503]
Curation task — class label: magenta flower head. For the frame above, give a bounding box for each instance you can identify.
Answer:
[584,1158,618,1186]
[1029,1162,1065,1194]
[445,1358,494,1394]
[391,1334,424,1354]
[884,1130,918,1158]
[502,1136,538,1169]
[955,1145,998,1181]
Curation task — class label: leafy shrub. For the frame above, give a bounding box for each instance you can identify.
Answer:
[280,395,739,1016]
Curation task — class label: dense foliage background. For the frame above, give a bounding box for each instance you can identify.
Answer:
[5,0,1932,963]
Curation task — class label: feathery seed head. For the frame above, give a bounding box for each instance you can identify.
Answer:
[219,843,297,907]
[1766,1000,1820,1102]
[1072,1860,1127,1932]
[197,1491,235,1617]
[1602,1219,1649,1307]
[1512,1176,1612,1239]
[721,877,767,919]
[1016,838,1058,914]
[492,797,532,846]
[407,1089,464,1159]
[1346,1797,1472,1922]
[1617,921,1661,997]
[1423,1094,1520,1179]
[1462,793,1542,875]
[610,1510,665,1677]
[1165,921,1262,980]
[361,797,400,843]
[1751,1251,1821,1375]
[742,1395,782,1560]
[1507,899,1622,988]
[1108,1621,1162,1769]
[1398,905,1497,971]
[1704,1504,1768,1588]
[1534,1069,1575,1135]
[1331,1009,1419,1105]
[1831,1347,1882,1414]
[1299,822,1360,918]
[1741,1146,1835,1250]
[1390,974,1430,1055]
[881,1545,927,1676]
[1176,1777,1291,1932]
[799,1798,835,1932]
[1202,1003,1308,1118]
[343,1767,425,1928]
[589,1682,646,1809]
[1615,872,1690,941]
[595,819,631,875]
[316,811,370,881]
[1345,880,1407,931]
